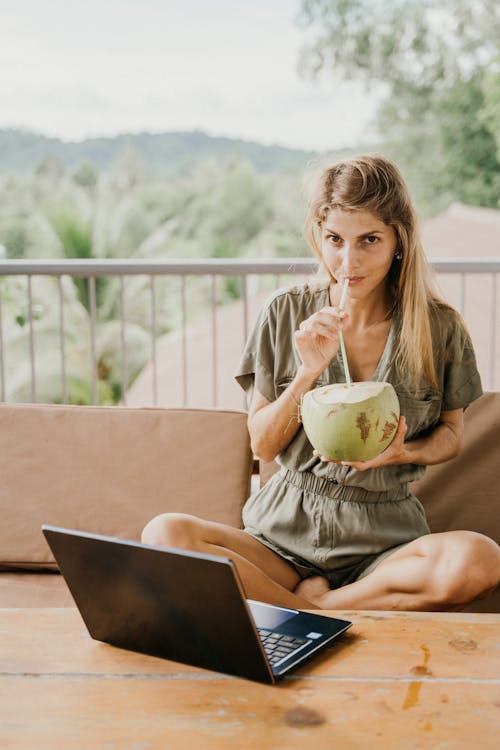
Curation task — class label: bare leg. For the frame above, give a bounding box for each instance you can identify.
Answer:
[295,531,500,611]
[142,513,318,609]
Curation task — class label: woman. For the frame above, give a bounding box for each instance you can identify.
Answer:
[142,155,500,610]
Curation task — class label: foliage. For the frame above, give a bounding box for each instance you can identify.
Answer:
[481,60,500,161]
[72,160,99,188]
[0,151,309,404]
[0,128,315,179]
[437,74,500,207]
[298,0,500,213]
[299,1,500,87]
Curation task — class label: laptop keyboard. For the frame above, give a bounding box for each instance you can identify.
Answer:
[257,629,308,667]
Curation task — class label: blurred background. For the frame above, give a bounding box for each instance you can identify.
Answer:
[0,0,499,407]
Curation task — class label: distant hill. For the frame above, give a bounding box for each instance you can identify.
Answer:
[0,128,335,178]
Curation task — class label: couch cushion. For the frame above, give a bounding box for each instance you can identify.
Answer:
[411,392,500,612]
[0,404,252,570]
[411,392,500,544]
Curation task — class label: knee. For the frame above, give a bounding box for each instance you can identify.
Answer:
[432,532,500,608]
[141,513,204,550]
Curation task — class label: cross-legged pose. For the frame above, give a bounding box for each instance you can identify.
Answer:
[142,155,500,611]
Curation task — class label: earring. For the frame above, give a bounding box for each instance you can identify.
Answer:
[394,251,403,260]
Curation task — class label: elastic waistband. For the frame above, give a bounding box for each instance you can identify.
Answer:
[280,469,409,504]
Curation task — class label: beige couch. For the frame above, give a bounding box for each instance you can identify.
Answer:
[0,404,253,607]
[1,395,499,611]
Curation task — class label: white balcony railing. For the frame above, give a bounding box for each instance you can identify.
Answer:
[0,257,498,407]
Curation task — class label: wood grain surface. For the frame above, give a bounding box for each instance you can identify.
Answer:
[1,608,499,750]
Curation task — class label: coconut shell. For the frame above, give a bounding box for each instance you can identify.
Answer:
[301,381,400,462]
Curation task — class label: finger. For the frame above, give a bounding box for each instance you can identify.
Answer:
[315,310,346,326]
[395,416,407,439]
[341,460,373,471]
[313,450,341,463]
[320,306,348,319]
[301,309,346,329]
[299,317,343,335]
[295,325,338,341]
[311,322,340,339]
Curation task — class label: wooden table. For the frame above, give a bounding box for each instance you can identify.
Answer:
[1,608,499,749]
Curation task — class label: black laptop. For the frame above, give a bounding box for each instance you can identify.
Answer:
[42,525,352,684]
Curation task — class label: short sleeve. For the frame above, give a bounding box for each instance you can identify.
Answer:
[234,283,330,408]
[441,314,483,410]
[234,299,278,404]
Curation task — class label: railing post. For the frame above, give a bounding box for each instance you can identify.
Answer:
[0,278,4,402]
[241,274,249,410]
[211,274,218,407]
[150,275,158,407]
[57,276,67,404]
[119,275,128,406]
[27,275,36,403]
[460,273,465,316]
[181,275,187,407]
[89,276,98,405]
[490,273,497,390]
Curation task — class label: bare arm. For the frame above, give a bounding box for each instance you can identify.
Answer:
[248,304,347,463]
[403,408,464,465]
[248,368,319,462]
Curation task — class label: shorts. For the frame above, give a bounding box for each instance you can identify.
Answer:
[243,468,430,589]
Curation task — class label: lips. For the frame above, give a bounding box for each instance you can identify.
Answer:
[341,276,364,284]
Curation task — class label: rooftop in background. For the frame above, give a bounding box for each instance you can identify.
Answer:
[421,203,500,259]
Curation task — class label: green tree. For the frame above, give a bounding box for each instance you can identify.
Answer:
[0,153,309,404]
[481,61,500,162]
[72,160,98,188]
[298,0,500,212]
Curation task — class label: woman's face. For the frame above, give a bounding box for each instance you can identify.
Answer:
[320,208,398,298]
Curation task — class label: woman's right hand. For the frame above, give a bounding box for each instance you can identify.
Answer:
[294,306,347,377]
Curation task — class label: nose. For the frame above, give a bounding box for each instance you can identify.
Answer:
[340,243,360,271]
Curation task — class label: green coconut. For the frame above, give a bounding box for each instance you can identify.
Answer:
[301,381,400,462]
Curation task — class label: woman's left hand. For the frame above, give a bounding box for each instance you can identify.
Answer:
[314,416,409,471]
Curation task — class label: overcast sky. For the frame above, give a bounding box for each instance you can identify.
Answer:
[0,0,380,151]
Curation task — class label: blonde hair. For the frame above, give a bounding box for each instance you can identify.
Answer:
[304,154,450,389]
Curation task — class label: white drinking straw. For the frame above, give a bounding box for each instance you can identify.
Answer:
[338,278,352,385]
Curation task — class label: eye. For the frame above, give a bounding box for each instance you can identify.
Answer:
[365,235,379,244]
[326,234,341,244]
